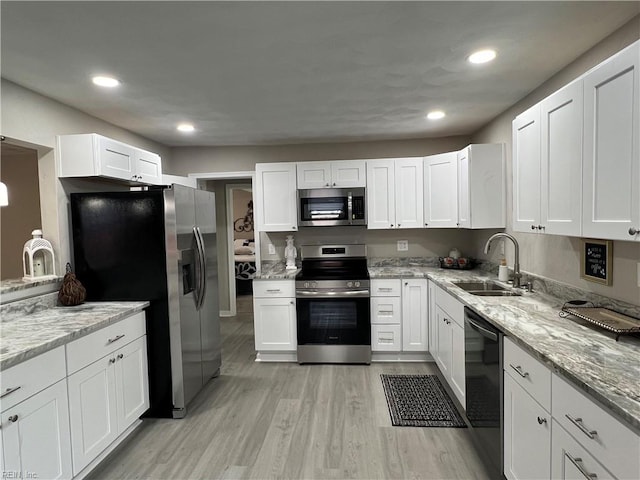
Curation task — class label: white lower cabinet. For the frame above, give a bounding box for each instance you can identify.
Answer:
[431,284,465,407]
[1,379,72,480]
[253,280,296,354]
[503,374,550,480]
[68,335,149,475]
[401,279,428,351]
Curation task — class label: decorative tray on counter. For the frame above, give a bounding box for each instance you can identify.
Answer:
[438,257,476,270]
[559,300,640,340]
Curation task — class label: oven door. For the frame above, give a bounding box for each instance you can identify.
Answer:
[296,294,371,345]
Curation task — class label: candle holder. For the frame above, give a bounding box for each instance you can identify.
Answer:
[23,229,57,281]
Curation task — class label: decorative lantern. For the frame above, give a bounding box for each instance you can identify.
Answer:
[23,229,57,281]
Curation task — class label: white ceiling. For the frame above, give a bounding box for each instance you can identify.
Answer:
[1,1,638,147]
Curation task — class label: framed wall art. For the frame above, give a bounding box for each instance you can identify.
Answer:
[580,239,612,285]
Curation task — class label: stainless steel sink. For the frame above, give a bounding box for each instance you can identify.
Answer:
[453,281,522,297]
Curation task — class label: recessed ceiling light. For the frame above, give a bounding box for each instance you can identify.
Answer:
[468,49,497,64]
[426,111,446,120]
[92,75,120,87]
[177,123,195,133]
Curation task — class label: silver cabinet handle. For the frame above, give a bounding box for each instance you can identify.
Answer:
[266,289,281,293]
[537,416,547,425]
[378,311,394,315]
[8,415,18,423]
[0,386,21,399]
[107,334,125,344]
[509,364,529,378]
[565,414,597,439]
[377,288,393,292]
[565,453,597,479]
[629,227,639,235]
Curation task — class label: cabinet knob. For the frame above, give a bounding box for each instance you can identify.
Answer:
[397,224,401,227]
[117,354,124,360]
[531,225,537,230]
[390,224,394,227]
[8,415,18,423]
[332,183,336,187]
[325,183,330,187]
[537,225,544,230]
[537,416,547,425]
[629,227,639,236]
[290,301,294,305]
[404,282,408,286]
[109,358,116,364]
[425,223,428,226]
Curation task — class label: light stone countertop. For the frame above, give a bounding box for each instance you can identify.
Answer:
[254,262,300,279]
[1,299,149,371]
[369,264,640,433]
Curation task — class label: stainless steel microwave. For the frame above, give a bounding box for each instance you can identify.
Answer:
[298,188,366,227]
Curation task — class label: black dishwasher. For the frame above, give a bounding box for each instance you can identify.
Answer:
[464,307,503,476]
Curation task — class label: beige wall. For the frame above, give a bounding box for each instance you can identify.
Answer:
[0,146,41,279]
[470,16,640,305]
[167,136,471,175]
[1,80,172,276]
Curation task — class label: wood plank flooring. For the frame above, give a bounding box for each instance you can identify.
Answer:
[89,296,498,480]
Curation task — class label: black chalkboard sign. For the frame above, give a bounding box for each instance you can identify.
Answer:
[581,239,612,285]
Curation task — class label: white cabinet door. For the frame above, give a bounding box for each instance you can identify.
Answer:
[434,305,452,377]
[253,297,296,351]
[457,148,470,228]
[96,136,137,182]
[513,105,542,233]
[450,321,465,407]
[134,150,163,185]
[427,281,437,355]
[540,81,583,236]
[583,41,640,241]
[68,356,118,475]
[503,374,551,480]
[114,336,149,433]
[401,279,428,351]
[331,160,366,187]
[255,163,298,232]
[366,160,396,229]
[395,158,424,229]
[1,380,72,480]
[296,161,332,189]
[424,152,458,228]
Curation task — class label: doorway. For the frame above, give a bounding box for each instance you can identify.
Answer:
[227,184,255,310]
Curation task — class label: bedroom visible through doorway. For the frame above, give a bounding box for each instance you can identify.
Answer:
[229,185,255,302]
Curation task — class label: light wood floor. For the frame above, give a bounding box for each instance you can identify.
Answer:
[89,296,497,480]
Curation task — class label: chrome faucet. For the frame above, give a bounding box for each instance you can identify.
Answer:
[484,233,522,288]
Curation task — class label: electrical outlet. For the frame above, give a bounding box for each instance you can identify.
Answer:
[268,243,276,255]
[397,240,408,252]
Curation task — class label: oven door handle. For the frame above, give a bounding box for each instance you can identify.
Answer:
[296,289,370,298]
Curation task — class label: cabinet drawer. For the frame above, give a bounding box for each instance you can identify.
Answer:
[66,312,146,375]
[552,420,616,480]
[371,279,401,296]
[504,336,551,411]
[434,284,464,326]
[372,325,402,352]
[0,346,66,412]
[552,373,639,480]
[253,280,295,298]
[371,297,401,325]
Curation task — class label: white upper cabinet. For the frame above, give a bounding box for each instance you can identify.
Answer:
[57,133,163,185]
[255,163,298,232]
[366,158,423,229]
[513,105,542,233]
[424,152,458,228]
[296,160,366,188]
[540,81,583,236]
[457,144,505,229]
[582,41,640,241]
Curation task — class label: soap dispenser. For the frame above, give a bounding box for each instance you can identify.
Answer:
[498,258,509,282]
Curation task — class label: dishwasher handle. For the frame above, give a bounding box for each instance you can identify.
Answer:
[464,307,499,342]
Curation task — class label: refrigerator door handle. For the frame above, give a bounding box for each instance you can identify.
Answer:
[192,226,203,309]
[193,226,207,310]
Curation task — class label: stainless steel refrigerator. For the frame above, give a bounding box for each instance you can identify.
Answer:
[70,184,221,418]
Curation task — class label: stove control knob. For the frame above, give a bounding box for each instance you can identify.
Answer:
[304,282,309,288]
[347,281,353,288]
[312,282,317,288]
[355,281,360,287]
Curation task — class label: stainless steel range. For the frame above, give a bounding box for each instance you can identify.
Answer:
[295,245,371,364]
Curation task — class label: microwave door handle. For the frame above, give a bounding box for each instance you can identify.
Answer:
[347,191,353,225]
